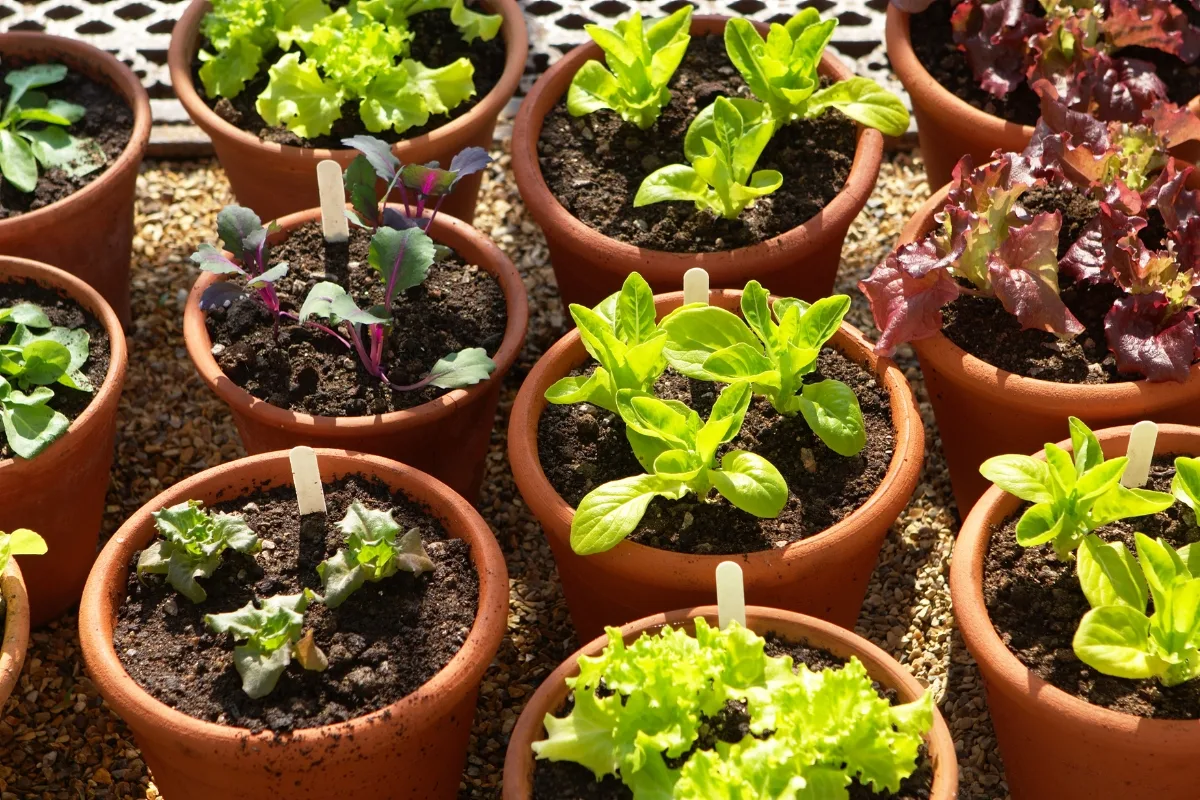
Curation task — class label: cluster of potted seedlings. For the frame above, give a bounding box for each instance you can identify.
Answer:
[3,0,1200,797]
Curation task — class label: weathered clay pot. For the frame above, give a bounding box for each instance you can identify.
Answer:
[510,15,884,313]
[507,289,924,641]
[0,257,127,627]
[78,449,509,800]
[0,557,30,710]
[168,0,528,224]
[502,605,959,798]
[183,205,528,500]
[952,423,1200,799]
[0,33,152,326]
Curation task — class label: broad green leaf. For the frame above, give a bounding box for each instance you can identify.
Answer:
[7,528,46,556]
[1150,577,1200,662]
[618,391,698,449]
[232,643,292,699]
[571,474,688,554]
[979,455,1054,504]
[361,70,428,134]
[1073,605,1163,680]
[215,204,265,260]
[256,52,345,138]
[403,57,476,116]
[708,450,788,517]
[614,272,657,346]
[684,97,769,162]
[1069,416,1104,474]
[4,64,67,113]
[299,281,350,323]
[624,335,667,386]
[0,303,50,328]
[796,378,866,457]
[21,126,105,179]
[427,347,496,388]
[199,37,265,99]
[9,324,92,392]
[344,155,380,226]
[1014,502,1065,548]
[317,548,367,608]
[2,398,69,459]
[546,370,606,406]
[330,292,388,326]
[1136,532,1185,602]
[18,340,70,386]
[805,77,910,137]
[701,342,777,384]
[1078,535,1148,611]
[1044,443,1077,496]
[567,60,620,117]
[793,295,850,354]
[740,280,776,349]
[1075,457,1128,503]
[652,448,704,481]
[695,381,752,463]
[660,305,759,379]
[1173,456,1200,511]
[634,164,709,207]
[368,226,436,295]
[449,0,502,42]
[1088,485,1175,528]
[723,19,773,108]
[0,130,38,193]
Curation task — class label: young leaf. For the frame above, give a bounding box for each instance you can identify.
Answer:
[318,500,434,607]
[0,528,47,575]
[138,500,259,603]
[255,52,345,139]
[707,450,788,517]
[426,347,496,389]
[204,590,321,699]
[1073,605,1163,680]
[368,226,436,295]
[571,473,689,555]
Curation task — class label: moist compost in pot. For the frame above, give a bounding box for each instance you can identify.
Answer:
[204,220,507,415]
[113,474,479,732]
[0,58,133,219]
[191,10,506,149]
[984,455,1200,719]
[537,349,894,555]
[537,34,857,253]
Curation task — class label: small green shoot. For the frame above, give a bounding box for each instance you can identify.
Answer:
[317,500,434,607]
[137,500,260,603]
[0,528,47,574]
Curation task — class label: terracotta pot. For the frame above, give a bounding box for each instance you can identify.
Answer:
[168,0,528,225]
[899,185,1200,513]
[79,449,508,799]
[0,33,151,327]
[510,15,884,314]
[952,423,1200,799]
[183,205,528,500]
[502,605,959,798]
[508,289,924,641]
[0,257,127,627]
[0,557,29,710]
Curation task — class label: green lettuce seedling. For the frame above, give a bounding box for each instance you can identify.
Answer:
[545,272,666,413]
[204,589,327,699]
[0,528,47,574]
[568,6,692,130]
[1171,456,1200,519]
[659,283,865,456]
[317,500,434,607]
[137,500,260,603]
[571,382,787,554]
[979,417,1174,560]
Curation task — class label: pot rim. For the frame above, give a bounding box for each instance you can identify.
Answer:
[507,287,924,574]
[78,448,509,744]
[0,32,151,234]
[182,204,528,433]
[167,0,528,163]
[950,422,1200,740]
[509,14,885,273]
[0,557,29,707]
[502,604,958,799]
[0,256,128,473]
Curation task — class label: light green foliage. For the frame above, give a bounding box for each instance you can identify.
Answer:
[1171,456,1200,516]
[299,281,392,327]
[979,417,1174,560]
[0,528,47,575]
[137,500,260,603]
[567,6,692,130]
[317,500,434,607]
[659,282,865,456]
[532,617,932,797]
[570,382,787,554]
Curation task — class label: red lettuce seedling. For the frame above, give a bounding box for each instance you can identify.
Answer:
[316,500,434,608]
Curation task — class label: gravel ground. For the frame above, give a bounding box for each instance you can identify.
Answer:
[0,149,1009,799]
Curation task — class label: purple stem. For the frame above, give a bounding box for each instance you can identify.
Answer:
[380,369,444,393]
[396,182,413,219]
[369,324,385,375]
[345,322,378,377]
[426,194,448,231]
[279,311,352,349]
[384,237,409,309]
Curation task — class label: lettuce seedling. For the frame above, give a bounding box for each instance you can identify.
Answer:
[567,6,692,130]
[317,500,434,607]
[571,382,787,555]
[659,282,866,457]
[137,500,260,603]
[1171,456,1200,518]
[0,64,104,193]
[979,417,1173,560]
[204,589,327,699]
[0,528,47,574]
[545,272,666,414]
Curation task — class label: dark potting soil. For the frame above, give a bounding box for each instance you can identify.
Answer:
[537,34,857,253]
[113,475,480,732]
[531,635,933,800]
[537,348,895,555]
[0,59,133,219]
[193,9,507,149]
[985,455,1200,719]
[0,280,111,460]
[204,220,507,416]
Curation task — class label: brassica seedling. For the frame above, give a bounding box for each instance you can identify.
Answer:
[0,528,46,574]
[137,500,260,603]
[317,500,434,607]
[659,282,865,456]
[192,205,291,337]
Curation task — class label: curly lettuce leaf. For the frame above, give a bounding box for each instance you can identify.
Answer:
[255,52,345,137]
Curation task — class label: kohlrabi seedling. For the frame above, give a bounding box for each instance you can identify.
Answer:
[204,589,327,699]
[571,382,787,554]
[545,272,666,413]
[659,282,866,456]
[192,205,291,332]
[317,500,434,607]
[567,6,692,130]
[979,417,1174,560]
[0,528,47,574]
[137,500,260,603]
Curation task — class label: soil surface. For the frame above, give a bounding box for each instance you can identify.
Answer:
[0,59,133,219]
[204,220,507,415]
[537,34,857,253]
[985,455,1200,719]
[531,634,933,799]
[537,348,895,555]
[113,475,479,732]
[193,9,507,149]
[0,280,111,460]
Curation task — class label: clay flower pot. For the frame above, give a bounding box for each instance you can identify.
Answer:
[0,257,127,627]
[951,423,1200,800]
[168,0,528,225]
[0,33,151,327]
[502,604,959,798]
[0,557,30,710]
[885,6,1033,190]
[508,289,924,641]
[901,185,1200,513]
[510,15,884,313]
[79,449,509,800]
[183,206,528,500]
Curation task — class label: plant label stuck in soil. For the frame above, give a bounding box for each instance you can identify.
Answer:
[1122,420,1159,489]
[317,160,349,244]
[288,446,327,515]
[683,267,709,306]
[716,560,746,629]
